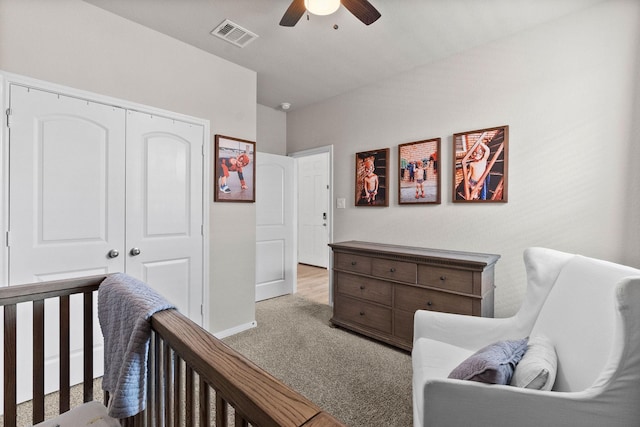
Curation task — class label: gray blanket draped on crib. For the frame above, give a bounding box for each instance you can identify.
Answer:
[98,273,175,419]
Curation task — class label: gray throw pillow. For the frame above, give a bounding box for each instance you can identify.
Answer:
[448,338,529,384]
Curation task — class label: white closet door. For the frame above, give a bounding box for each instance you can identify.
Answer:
[8,85,126,283]
[6,84,126,404]
[125,111,204,324]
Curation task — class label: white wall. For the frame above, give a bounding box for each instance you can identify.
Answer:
[287,0,640,316]
[257,104,287,155]
[0,0,258,334]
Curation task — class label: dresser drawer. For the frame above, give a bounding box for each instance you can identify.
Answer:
[335,253,372,275]
[372,259,416,283]
[334,295,392,334]
[395,285,474,315]
[336,272,392,306]
[417,265,474,294]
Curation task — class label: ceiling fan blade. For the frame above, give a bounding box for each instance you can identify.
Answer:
[341,0,381,25]
[280,0,306,27]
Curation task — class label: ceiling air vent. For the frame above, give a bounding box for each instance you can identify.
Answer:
[211,19,258,48]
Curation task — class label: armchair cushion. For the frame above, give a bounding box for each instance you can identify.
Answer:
[510,335,557,390]
[448,338,529,384]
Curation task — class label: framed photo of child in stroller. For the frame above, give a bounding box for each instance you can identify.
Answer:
[355,148,389,207]
[453,125,509,203]
[398,138,441,205]
[214,134,256,203]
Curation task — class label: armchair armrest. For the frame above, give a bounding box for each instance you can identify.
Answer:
[413,310,530,351]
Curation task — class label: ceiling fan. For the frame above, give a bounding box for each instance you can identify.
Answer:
[280,0,381,27]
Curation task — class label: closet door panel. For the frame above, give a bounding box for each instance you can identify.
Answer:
[8,85,126,284]
[125,111,204,325]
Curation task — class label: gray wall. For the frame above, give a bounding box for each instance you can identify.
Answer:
[257,104,287,155]
[287,0,640,316]
[0,0,258,334]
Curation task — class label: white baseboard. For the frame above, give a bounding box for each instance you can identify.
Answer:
[213,320,257,339]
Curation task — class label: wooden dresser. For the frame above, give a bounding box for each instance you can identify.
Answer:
[329,241,500,351]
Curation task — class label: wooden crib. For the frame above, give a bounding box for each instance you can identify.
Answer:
[1,275,344,427]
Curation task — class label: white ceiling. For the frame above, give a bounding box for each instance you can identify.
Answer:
[84,0,603,111]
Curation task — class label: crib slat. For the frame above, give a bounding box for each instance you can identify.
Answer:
[145,332,154,427]
[3,303,17,427]
[33,299,46,424]
[200,377,211,427]
[185,365,194,426]
[153,332,161,426]
[215,392,227,427]
[163,340,172,424]
[234,412,249,427]
[59,295,70,413]
[83,291,94,402]
[173,354,182,427]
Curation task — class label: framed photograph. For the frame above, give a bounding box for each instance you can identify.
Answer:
[355,148,389,206]
[398,138,441,205]
[214,134,256,203]
[453,125,509,203]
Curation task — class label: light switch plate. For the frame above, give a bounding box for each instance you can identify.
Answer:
[337,198,346,209]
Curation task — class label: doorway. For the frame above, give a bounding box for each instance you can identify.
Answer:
[290,146,333,304]
[255,153,296,302]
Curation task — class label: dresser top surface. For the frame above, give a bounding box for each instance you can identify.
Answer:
[329,241,500,267]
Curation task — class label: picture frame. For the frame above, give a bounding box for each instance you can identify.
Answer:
[355,148,389,206]
[214,134,256,203]
[453,125,508,203]
[398,138,441,205]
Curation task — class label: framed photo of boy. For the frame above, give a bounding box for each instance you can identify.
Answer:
[214,134,256,203]
[453,125,508,203]
[398,138,441,205]
[355,148,389,207]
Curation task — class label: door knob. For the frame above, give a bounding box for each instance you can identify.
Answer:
[107,249,119,258]
[130,247,141,256]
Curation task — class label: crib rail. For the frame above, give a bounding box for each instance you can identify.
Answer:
[126,307,344,427]
[1,275,345,427]
[0,274,105,426]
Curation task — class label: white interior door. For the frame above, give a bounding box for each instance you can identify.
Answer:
[8,85,126,283]
[297,152,329,268]
[125,111,204,324]
[6,85,125,404]
[255,153,295,301]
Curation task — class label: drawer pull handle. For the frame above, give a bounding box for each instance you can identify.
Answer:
[351,261,357,266]
[359,311,365,316]
[440,276,446,281]
[359,285,365,290]
[390,268,396,272]
[426,301,433,307]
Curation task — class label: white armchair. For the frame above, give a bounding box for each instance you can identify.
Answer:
[412,247,640,427]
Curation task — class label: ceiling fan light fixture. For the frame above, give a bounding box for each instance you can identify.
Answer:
[304,0,341,16]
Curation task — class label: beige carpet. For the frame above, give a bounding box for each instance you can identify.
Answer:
[222,294,413,427]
